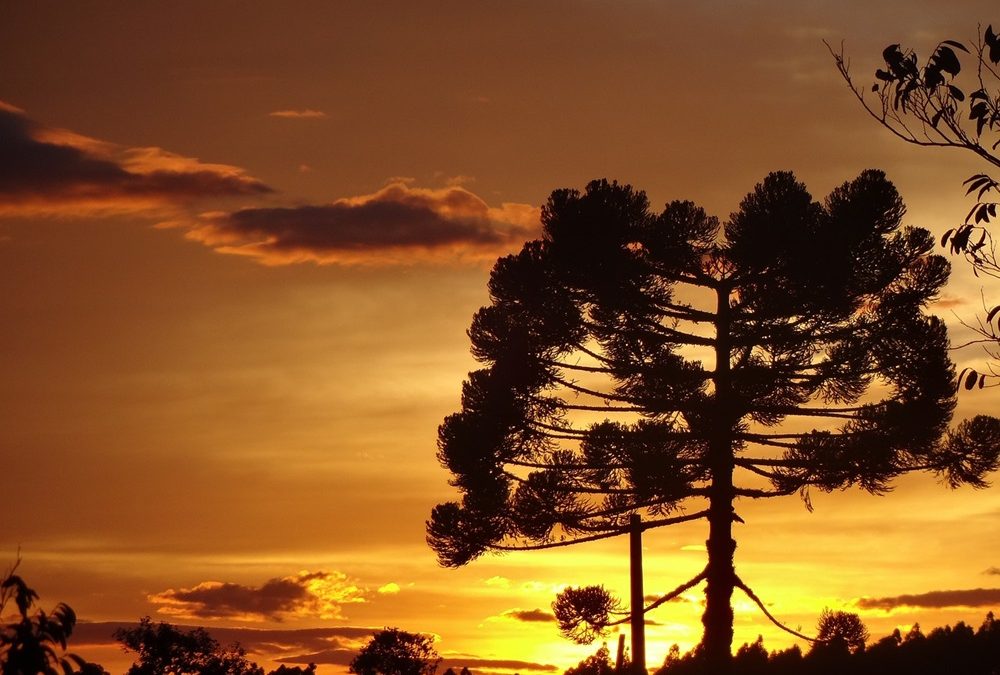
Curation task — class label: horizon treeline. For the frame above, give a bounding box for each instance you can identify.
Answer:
[650,611,1000,675]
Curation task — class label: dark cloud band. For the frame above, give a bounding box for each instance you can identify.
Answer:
[856,588,1000,610]
[501,608,556,623]
[73,623,557,673]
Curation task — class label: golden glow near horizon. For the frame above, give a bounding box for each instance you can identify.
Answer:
[2,2,1000,674]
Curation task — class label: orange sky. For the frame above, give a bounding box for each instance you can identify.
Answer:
[2,2,1000,674]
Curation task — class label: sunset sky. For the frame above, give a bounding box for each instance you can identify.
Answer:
[3,2,1000,673]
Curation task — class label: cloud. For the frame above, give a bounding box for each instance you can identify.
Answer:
[985,567,1000,576]
[276,649,357,666]
[855,588,1000,611]
[643,593,689,604]
[932,295,967,309]
[268,109,328,119]
[0,101,271,216]
[169,182,541,265]
[277,651,558,672]
[500,608,556,623]
[438,658,558,672]
[484,576,511,589]
[377,582,401,595]
[148,570,366,621]
[519,581,561,594]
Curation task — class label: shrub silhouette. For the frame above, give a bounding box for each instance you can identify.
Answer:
[0,563,90,675]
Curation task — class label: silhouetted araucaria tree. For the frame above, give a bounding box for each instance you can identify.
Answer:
[426,171,1000,673]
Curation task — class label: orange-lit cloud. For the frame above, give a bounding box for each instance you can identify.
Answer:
[169,183,541,265]
[986,567,1000,576]
[0,101,271,216]
[149,571,365,622]
[268,109,328,119]
[856,588,1000,611]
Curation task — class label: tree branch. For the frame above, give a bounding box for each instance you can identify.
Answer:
[734,575,817,643]
[605,567,709,626]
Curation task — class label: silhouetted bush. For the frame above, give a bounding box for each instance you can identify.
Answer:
[115,617,263,675]
[1,565,88,675]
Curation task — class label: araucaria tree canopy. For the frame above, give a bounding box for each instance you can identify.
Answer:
[427,171,1000,670]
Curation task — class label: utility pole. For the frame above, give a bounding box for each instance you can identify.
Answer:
[630,513,646,674]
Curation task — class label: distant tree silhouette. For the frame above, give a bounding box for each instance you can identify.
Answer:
[349,628,439,675]
[805,610,868,675]
[266,665,316,675]
[427,172,1000,672]
[812,609,868,656]
[115,617,262,675]
[0,562,90,675]
[829,26,1000,385]
[732,636,769,675]
[78,663,110,675]
[562,643,617,675]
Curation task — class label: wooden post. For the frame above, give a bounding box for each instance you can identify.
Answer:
[630,513,646,674]
[615,633,626,674]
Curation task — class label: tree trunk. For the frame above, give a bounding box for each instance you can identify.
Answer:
[701,280,736,674]
[702,479,736,673]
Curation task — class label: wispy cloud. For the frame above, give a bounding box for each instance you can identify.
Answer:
[167,182,540,266]
[438,658,558,672]
[268,109,328,119]
[856,588,1000,611]
[278,650,559,672]
[984,567,1000,576]
[0,100,539,268]
[275,648,357,666]
[148,571,366,622]
[643,593,689,604]
[0,101,271,216]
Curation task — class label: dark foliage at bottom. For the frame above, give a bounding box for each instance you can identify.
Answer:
[654,613,1000,675]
